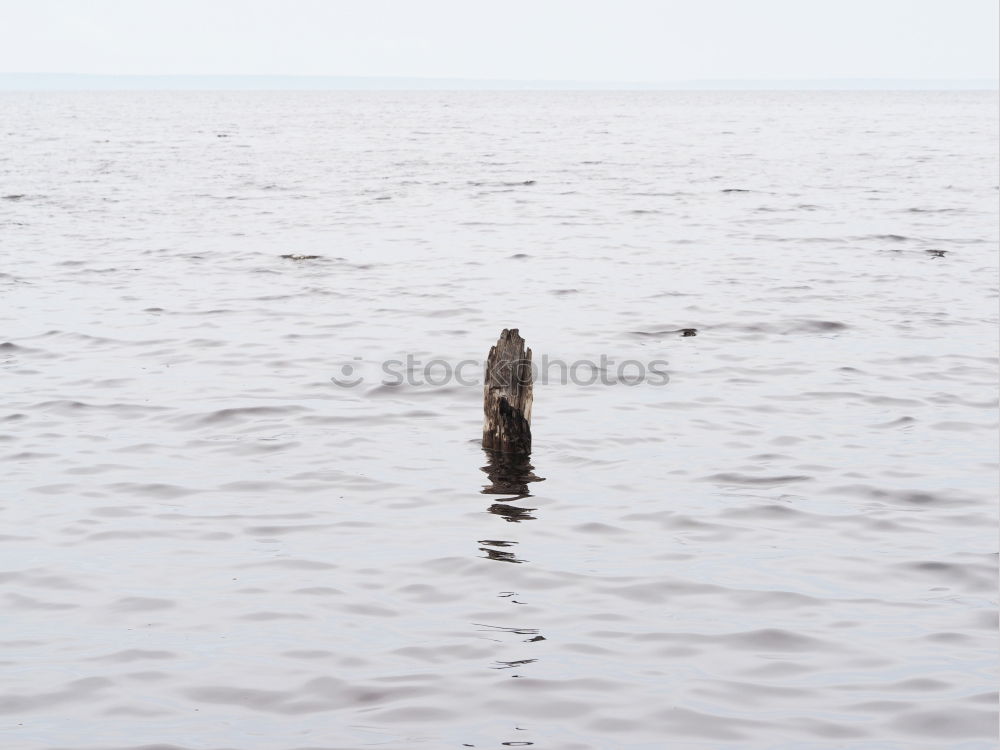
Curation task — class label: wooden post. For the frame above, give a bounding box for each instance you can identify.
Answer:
[483,329,533,454]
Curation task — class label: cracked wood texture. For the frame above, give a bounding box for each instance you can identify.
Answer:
[483,329,533,454]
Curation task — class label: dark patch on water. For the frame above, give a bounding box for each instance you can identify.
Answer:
[479,540,525,564]
[629,327,699,338]
[488,503,536,522]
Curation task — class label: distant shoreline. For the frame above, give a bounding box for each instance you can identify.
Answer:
[1,73,997,92]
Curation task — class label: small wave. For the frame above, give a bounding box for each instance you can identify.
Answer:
[825,485,976,507]
[107,482,200,498]
[704,473,812,486]
[890,708,998,739]
[187,405,308,425]
[468,179,536,187]
[0,342,45,354]
[110,597,174,612]
[89,650,176,662]
[712,319,849,335]
[279,253,322,260]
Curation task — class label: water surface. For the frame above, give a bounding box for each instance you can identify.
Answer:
[1,91,998,749]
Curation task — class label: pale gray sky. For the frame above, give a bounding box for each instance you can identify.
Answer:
[0,0,997,82]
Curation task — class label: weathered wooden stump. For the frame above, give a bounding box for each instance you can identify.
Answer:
[483,329,533,454]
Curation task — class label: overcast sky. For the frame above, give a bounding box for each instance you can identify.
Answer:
[1,0,997,82]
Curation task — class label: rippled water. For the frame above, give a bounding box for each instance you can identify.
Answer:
[2,91,998,749]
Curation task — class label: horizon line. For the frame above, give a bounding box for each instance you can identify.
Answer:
[2,72,997,91]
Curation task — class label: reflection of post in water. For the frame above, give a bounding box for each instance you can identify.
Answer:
[480,448,544,523]
[478,539,522,563]
[478,449,545,562]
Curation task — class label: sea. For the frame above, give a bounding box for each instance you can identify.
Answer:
[1,90,998,750]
